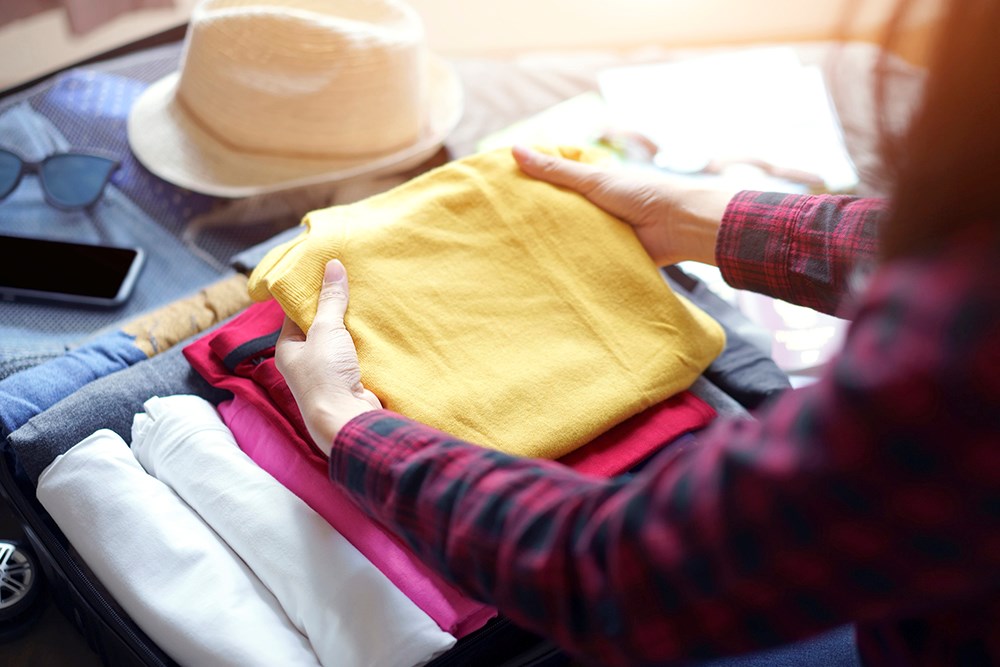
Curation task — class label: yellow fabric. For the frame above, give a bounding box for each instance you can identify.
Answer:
[123,274,252,357]
[249,147,725,459]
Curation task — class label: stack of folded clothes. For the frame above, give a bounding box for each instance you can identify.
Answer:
[2,149,789,667]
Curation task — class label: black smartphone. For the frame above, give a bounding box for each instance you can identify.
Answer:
[0,234,145,307]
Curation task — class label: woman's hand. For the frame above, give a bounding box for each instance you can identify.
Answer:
[275,259,381,456]
[512,145,739,266]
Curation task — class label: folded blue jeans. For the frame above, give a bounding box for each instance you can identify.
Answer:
[6,337,230,483]
[690,624,860,667]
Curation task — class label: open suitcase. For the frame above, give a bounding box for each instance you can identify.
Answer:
[0,266,579,667]
[0,38,574,666]
[0,261,788,667]
[0,443,567,667]
[0,31,794,667]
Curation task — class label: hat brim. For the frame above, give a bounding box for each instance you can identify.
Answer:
[127,57,463,198]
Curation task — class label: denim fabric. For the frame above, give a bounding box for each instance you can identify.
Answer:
[0,349,63,382]
[691,624,860,667]
[0,330,146,439]
[6,339,230,483]
[33,67,218,230]
[0,103,223,358]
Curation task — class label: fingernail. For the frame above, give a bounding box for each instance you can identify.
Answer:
[512,144,536,162]
[324,259,345,283]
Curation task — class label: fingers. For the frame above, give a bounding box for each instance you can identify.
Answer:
[277,314,305,345]
[359,387,383,410]
[512,145,603,194]
[274,315,303,376]
[312,259,350,331]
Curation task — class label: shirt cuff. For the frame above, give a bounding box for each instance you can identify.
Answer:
[328,409,446,504]
[715,190,804,297]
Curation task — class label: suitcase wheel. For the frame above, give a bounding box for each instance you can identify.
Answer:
[0,539,46,642]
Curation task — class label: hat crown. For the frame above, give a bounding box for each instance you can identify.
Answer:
[176,0,427,158]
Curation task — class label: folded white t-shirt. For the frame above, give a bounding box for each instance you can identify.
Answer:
[130,394,456,667]
[37,429,321,667]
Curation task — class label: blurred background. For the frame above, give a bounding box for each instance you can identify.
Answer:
[0,1,943,664]
[0,0,940,92]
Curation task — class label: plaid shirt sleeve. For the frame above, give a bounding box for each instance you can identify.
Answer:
[717,191,886,316]
[330,210,1000,666]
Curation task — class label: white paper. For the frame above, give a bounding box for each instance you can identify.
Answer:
[598,47,858,192]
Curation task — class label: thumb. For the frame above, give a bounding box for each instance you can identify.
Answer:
[312,259,349,329]
[512,145,603,193]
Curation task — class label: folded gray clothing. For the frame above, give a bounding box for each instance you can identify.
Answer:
[663,266,791,410]
[689,376,750,420]
[8,342,231,484]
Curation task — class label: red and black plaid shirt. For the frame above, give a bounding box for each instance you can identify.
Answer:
[330,191,1000,666]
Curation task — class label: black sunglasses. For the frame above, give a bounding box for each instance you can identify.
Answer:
[0,148,119,210]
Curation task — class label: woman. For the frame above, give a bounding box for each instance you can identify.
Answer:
[275,1,999,664]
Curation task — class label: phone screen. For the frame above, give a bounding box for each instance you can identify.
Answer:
[0,234,145,307]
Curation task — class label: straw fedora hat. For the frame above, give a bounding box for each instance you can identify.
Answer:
[127,0,463,197]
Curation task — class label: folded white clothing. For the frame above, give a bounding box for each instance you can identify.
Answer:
[37,429,321,667]
[130,394,457,667]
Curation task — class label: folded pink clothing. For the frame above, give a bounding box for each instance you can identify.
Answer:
[216,395,497,638]
[217,393,714,640]
[185,299,717,633]
[184,303,494,637]
[183,299,322,465]
[185,299,716,474]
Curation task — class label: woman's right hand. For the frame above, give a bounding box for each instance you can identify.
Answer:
[512,145,739,266]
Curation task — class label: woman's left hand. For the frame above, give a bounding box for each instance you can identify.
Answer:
[275,259,381,456]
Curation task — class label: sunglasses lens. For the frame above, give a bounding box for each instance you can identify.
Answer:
[40,154,117,208]
[0,150,22,199]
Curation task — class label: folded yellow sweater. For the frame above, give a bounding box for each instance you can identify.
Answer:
[249,147,725,459]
